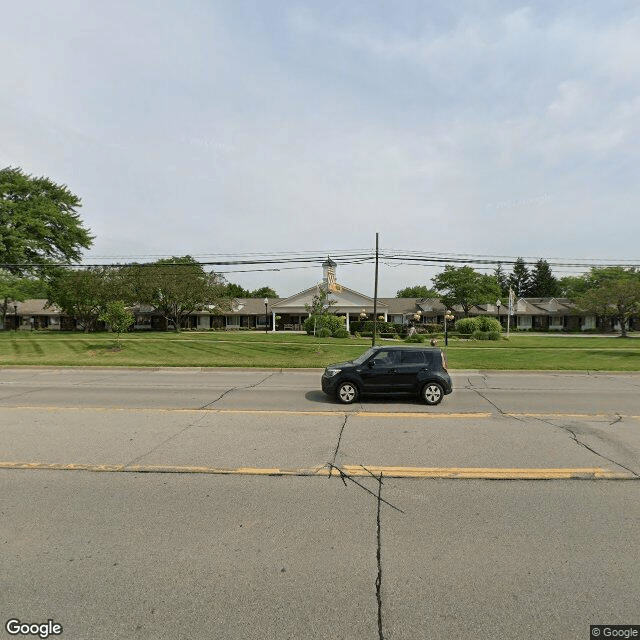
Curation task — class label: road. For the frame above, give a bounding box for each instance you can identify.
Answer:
[1,368,639,639]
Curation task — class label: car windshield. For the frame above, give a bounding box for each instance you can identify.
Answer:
[351,348,377,366]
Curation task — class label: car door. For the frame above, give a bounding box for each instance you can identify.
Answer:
[395,349,427,391]
[359,349,400,392]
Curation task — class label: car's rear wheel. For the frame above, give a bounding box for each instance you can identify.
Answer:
[421,382,444,405]
[336,382,358,404]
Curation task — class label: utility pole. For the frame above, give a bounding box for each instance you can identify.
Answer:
[372,232,379,347]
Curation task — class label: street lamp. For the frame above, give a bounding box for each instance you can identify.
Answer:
[496,299,502,330]
[263,298,269,334]
[444,311,454,347]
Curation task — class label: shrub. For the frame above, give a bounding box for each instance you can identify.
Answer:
[332,328,350,339]
[472,329,501,341]
[404,333,424,343]
[303,314,345,335]
[317,327,332,338]
[425,323,443,334]
[455,317,478,335]
[475,316,502,333]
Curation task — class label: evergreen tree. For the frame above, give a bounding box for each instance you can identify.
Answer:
[493,264,509,298]
[529,259,559,297]
[508,258,531,297]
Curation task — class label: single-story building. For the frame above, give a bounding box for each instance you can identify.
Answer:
[2,260,637,332]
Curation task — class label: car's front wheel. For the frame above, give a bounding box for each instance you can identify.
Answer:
[421,382,444,405]
[336,381,358,404]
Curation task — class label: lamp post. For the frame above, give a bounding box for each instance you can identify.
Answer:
[13,304,18,332]
[444,311,454,347]
[496,299,502,332]
[263,298,269,334]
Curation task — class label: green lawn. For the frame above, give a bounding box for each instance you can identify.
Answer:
[0,331,639,370]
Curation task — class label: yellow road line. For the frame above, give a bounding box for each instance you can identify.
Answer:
[0,406,491,418]
[0,461,635,479]
[2,406,640,420]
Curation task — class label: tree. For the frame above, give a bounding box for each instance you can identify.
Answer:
[508,258,531,297]
[559,275,591,299]
[223,282,251,298]
[0,167,93,275]
[304,286,337,316]
[396,285,438,298]
[222,283,278,298]
[47,267,124,332]
[249,286,278,298]
[0,271,48,329]
[100,301,134,349]
[493,264,509,298]
[432,266,501,317]
[576,279,640,337]
[529,259,559,297]
[129,256,227,332]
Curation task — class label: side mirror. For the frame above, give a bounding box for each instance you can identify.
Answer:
[367,360,375,368]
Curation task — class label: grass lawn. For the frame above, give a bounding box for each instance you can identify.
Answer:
[0,331,639,370]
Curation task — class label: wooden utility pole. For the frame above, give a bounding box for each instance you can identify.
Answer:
[372,232,379,347]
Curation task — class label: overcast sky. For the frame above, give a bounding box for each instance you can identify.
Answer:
[2,1,639,297]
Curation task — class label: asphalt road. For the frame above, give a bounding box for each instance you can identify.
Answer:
[1,368,639,639]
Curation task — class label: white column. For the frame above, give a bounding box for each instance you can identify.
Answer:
[345,313,350,331]
[272,311,276,332]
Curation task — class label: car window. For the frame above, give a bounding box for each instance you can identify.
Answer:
[372,350,399,365]
[401,350,425,365]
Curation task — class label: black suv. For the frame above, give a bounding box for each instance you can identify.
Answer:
[321,345,453,405]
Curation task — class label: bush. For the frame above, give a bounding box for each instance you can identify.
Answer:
[404,333,424,343]
[303,314,345,335]
[454,317,478,335]
[472,330,501,341]
[332,328,350,339]
[475,316,502,332]
[424,323,443,334]
[317,327,332,338]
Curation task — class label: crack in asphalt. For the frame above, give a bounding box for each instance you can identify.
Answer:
[327,465,405,640]
[375,472,384,640]
[328,414,349,479]
[533,416,640,478]
[469,389,527,422]
[198,372,277,409]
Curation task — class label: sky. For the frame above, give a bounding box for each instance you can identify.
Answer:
[2,0,639,298]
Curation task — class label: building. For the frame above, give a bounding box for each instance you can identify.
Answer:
[2,260,636,332]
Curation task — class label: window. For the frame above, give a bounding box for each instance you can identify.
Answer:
[401,350,425,364]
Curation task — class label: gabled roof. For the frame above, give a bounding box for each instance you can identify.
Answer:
[11,299,61,314]
[272,285,387,311]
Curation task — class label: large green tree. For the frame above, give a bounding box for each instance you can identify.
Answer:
[576,278,640,337]
[432,266,501,317]
[0,167,93,273]
[129,256,227,332]
[250,286,278,298]
[1,167,93,328]
[529,259,560,297]
[493,264,509,298]
[508,258,531,297]
[47,266,126,332]
[396,285,438,298]
[572,267,640,336]
[222,283,278,298]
